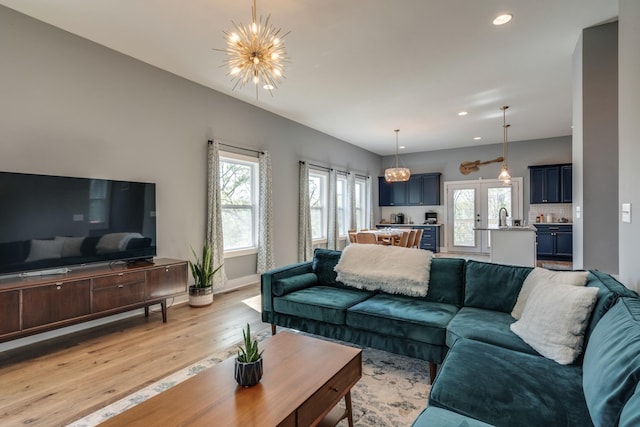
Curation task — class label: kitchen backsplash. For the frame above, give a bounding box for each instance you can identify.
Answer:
[380,206,445,224]
[528,203,573,223]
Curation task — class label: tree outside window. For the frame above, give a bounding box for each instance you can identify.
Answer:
[220,154,258,251]
[309,171,328,241]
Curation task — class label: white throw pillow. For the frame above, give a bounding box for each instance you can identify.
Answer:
[510,281,598,364]
[511,267,589,319]
[25,239,64,262]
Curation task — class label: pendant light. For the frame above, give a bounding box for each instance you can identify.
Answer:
[498,106,511,185]
[384,129,411,182]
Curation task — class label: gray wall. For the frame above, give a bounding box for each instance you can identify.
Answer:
[381,135,573,219]
[0,6,382,288]
[572,22,619,274]
[619,0,640,290]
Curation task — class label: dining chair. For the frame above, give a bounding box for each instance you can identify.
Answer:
[394,231,411,247]
[412,228,424,248]
[356,232,378,244]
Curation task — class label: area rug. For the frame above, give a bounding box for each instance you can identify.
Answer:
[67,329,431,427]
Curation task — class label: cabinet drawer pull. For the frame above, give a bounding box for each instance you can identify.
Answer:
[329,386,339,393]
[118,284,124,288]
[165,268,170,272]
[118,273,124,276]
[56,285,62,290]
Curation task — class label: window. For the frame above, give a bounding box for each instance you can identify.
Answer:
[309,170,328,241]
[336,176,349,236]
[220,152,258,253]
[88,179,108,224]
[354,177,368,230]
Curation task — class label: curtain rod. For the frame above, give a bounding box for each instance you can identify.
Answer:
[299,161,369,180]
[208,140,264,155]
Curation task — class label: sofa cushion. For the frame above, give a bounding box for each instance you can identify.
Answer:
[584,270,639,341]
[464,260,532,313]
[272,273,318,296]
[511,267,589,319]
[619,382,640,427]
[446,307,536,355]
[412,407,494,427]
[347,294,458,345]
[425,257,466,307]
[583,298,640,427]
[510,281,598,365]
[311,248,343,287]
[273,286,373,325]
[429,339,592,427]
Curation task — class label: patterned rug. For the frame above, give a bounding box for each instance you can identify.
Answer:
[67,329,431,427]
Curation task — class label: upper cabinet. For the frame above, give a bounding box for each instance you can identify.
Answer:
[529,164,571,204]
[379,173,441,206]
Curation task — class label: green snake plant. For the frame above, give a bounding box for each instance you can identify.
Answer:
[189,244,223,288]
[237,323,264,363]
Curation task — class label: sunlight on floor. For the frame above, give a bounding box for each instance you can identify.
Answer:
[242,295,261,313]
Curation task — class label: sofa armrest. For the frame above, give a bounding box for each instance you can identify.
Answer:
[261,261,313,319]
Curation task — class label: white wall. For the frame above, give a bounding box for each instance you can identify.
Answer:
[0,6,382,288]
[619,0,640,291]
[572,21,619,274]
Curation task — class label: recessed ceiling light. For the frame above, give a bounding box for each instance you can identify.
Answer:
[399,146,406,150]
[493,13,513,26]
[263,84,274,90]
[474,137,482,140]
[458,111,468,116]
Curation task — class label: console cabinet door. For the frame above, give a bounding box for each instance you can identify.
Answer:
[92,271,146,313]
[0,290,20,335]
[146,263,188,300]
[22,279,91,329]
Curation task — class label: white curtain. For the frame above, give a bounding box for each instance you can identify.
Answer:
[327,169,339,250]
[206,140,227,289]
[257,151,275,273]
[298,161,313,262]
[347,172,357,231]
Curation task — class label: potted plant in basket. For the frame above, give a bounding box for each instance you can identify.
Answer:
[188,244,223,307]
[234,323,264,387]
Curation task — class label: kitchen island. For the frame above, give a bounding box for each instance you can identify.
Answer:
[475,226,537,267]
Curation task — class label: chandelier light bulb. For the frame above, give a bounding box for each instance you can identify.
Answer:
[218,0,290,97]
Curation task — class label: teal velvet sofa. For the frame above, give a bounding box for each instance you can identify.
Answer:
[261,248,639,426]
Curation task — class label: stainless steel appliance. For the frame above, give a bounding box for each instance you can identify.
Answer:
[390,213,397,224]
[425,212,438,224]
[395,213,405,224]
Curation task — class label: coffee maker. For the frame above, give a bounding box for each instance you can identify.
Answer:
[395,213,405,224]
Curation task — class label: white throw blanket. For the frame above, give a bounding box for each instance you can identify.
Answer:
[334,244,433,297]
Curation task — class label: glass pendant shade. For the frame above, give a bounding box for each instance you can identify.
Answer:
[385,167,411,182]
[384,129,411,183]
[498,106,511,185]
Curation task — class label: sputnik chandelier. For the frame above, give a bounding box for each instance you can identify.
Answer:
[219,0,290,98]
[384,129,411,183]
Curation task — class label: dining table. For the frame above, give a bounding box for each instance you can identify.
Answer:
[359,228,406,245]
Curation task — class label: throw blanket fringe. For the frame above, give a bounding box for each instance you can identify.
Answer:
[334,244,433,297]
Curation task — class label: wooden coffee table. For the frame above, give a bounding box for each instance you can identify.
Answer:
[100,331,362,427]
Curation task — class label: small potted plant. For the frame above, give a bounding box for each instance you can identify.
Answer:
[234,323,264,387]
[188,244,223,307]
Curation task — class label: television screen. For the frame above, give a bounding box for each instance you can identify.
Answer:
[0,171,157,275]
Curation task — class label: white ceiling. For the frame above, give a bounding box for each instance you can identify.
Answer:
[0,0,618,155]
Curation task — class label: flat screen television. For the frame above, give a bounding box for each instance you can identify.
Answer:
[0,171,157,276]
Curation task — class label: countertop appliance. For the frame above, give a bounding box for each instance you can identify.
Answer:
[395,213,405,224]
[425,212,438,224]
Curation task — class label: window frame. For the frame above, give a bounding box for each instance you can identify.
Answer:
[219,151,259,258]
[308,169,329,243]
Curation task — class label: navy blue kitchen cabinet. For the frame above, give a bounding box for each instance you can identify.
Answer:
[529,164,572,204]
[379,173,440,206]
[561,164,572,203]
[534,224,572,259]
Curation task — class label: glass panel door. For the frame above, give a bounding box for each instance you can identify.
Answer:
[445,178,522,254]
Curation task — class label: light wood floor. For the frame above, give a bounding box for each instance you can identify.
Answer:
[0,284,264,427]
